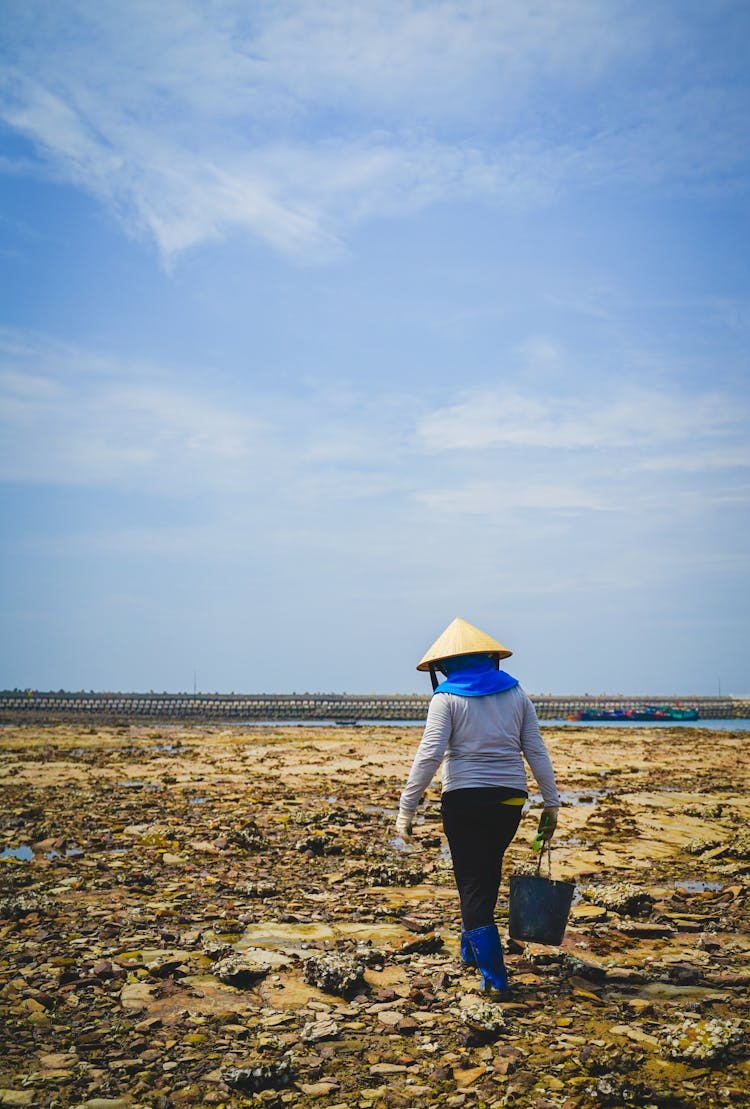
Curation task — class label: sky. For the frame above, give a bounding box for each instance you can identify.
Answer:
[1,0,749,697]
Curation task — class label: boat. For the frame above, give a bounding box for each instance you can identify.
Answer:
[625,705,699,721]
[575,708,630,721]
[575,705,699,722]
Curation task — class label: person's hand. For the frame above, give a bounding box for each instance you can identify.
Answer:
[395,808,414,839]
[537,806,559,842]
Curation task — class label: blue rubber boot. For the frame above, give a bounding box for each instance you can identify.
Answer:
[460,926,476,967]
[465,923,509,994]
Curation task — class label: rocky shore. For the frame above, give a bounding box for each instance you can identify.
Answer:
[1,723,748,1108]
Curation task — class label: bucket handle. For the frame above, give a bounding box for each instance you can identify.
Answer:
[535,841,553,880]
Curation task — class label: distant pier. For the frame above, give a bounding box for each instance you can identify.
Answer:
[0,691,748,723]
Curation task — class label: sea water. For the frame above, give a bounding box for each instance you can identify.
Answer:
[540,718,750,732]
[222,717,750,731]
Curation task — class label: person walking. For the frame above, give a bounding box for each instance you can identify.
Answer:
[396,617,561,994]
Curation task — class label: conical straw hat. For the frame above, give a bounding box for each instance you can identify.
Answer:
[416,617,512,671]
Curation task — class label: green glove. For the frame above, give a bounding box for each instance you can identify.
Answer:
[532,807,559,852]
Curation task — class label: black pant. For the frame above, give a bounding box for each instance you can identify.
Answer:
[441,787,524,931]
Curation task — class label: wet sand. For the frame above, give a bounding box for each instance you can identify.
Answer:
[0,723,748,1107]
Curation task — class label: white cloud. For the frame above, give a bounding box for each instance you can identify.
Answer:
[417,480,609,516]
[0,330,262,490]
[0,328,413,499]
[636,447,750,473]
[416,386,744,454]
[1,328,748,545]
[1,1,747,262]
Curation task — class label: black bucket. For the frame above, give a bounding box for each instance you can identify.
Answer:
[508,872,576,945]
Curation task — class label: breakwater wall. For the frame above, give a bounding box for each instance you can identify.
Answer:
[1,692,748,723]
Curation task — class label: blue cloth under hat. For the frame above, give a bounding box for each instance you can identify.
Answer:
[433,653,519,698]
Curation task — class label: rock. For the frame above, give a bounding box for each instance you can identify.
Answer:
[685,836,723,855]
[298,1083,340,1098]
[493,1055,519,1075]
[396,1016,420,1034]
[364,863,425,886]
[244,881,279,898]
[353,943,387,969]
[587,1077,655,1106]
[221,1055,296,1092]
[146,954,189,978]
[453,1065,486,1088]
[213,955,271,987]
[512,972,543,987]
[705,970,750,987]
[0,1093,36,1107]
[20,998,46,1015]
[119,982,156,1010]
[602,967,647,984]
[570,903,607,921]
[133,1016,162,1032]
[73,1100,134,1109]
[618,922,674,938]
[560,954,607,982]
[394,930,443,954]
[0,894,53,920]
[610,1024,659,1047]
[456,1001,506,1045]
[201,938,235,961]
[666,963,703,986]
[91,958,120,979]
[658,1017,744,1063]
[303,952,365,996]
[228,823,266,851]
[295,835,327,855]
[726,831,750,859]
[581,883,654,916]
[39,1052,78,1068]
[401,915,436,933]
[300,1019,340,1043]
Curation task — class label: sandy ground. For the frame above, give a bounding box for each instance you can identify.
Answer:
[0,722,748,1108]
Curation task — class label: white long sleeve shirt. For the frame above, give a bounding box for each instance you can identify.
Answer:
[399,686,560,813]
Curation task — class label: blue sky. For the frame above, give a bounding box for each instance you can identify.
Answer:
[1,0,749,696]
